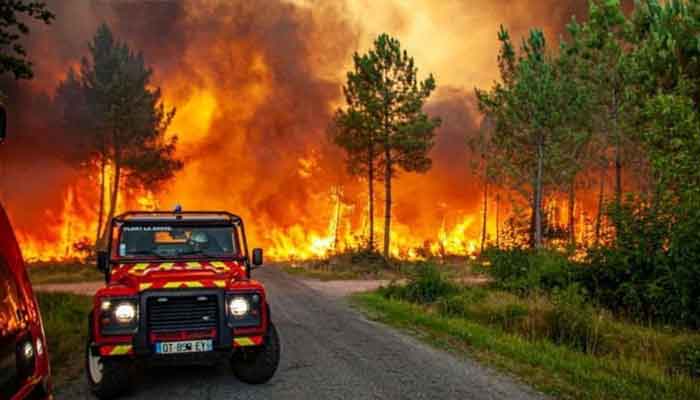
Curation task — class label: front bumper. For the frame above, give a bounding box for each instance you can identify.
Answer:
[93,288,264,358]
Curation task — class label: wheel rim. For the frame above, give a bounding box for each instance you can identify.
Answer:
[88,349,103,383]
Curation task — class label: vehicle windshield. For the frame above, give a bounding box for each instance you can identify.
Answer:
[118,225,238,258]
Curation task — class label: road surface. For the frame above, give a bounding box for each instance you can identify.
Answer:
[57,266,543,400]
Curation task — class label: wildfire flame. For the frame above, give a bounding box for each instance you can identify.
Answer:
[4,0,606,263]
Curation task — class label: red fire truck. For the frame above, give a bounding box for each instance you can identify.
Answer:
[86,210,280,399]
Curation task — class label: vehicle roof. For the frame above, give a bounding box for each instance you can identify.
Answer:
[114,211,242,224]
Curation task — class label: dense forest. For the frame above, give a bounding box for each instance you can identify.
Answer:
[472,0,700,328]
[331,0,700,329]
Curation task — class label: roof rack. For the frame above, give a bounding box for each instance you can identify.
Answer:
[113,211,243,224]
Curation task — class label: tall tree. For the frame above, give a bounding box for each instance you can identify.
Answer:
[0,0,53,83]
[477,28,590,248]
[371,34,441,258]
[57,24,183,247]
[582,0,632,216]
[468,116,501,252]
[331,52,382,251]
[334,34,440,258]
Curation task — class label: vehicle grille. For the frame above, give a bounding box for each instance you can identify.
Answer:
[147,295,218,333]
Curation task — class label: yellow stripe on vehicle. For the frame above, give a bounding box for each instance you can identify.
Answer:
[162,281,204,289]
[186,261,202,269]
[210,261,227,269]
[110,345,132,355]
[133,263,150,271]
[234,337,255,346]
[140,283,153,291]
[213,280,226,288]
[159,262,175,270]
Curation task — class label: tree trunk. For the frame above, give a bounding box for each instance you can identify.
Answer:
[534,141,544,249]
[615,142,622,208]
[595,167,606,245]
[367,144,375,251]
[383,149,392,259]
[568,178,576,247]
[101,145,121,245]
[96,155,106,248]
[495,192,500,249]
[612,90,622,211]
[480,174,488,253]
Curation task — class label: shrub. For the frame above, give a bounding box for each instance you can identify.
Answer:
[669,338,700,378]
[546,284,606,355]
[581,200,700,328]
[381,262,458,304]
[437,287,488,318]
[481,248,578,294]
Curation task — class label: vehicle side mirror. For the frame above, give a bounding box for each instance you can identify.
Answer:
[0,106,7,143]
[252,248,263,268]
[97,251,109,273]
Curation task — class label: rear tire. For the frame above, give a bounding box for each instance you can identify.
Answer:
[86,315,132,399]
[231,322,280,384]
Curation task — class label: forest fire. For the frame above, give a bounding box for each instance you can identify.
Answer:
[0,0,601,263]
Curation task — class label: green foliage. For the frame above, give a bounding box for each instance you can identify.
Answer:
[669,338,700,378]
[0,1,54,81]
[476,27,592,248]
[481,247,578,294]
[547,285,604,354]
[436,287,488,318]
[381,262,458,304]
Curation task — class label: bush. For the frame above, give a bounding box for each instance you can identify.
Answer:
[669,338,700,378]
[481,248,578,294]
[381,262,458,304]
[436,287,488,318]
[546,285,606,354]
[581,200,700,328]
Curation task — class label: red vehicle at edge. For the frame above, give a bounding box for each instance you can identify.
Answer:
[0,107,53,400]
[86,210,280,399]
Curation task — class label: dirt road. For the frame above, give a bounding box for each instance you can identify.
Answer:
[56,266,542,400]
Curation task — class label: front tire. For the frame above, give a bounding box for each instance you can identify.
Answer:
[86,316,131,399]
[231,322,280,384]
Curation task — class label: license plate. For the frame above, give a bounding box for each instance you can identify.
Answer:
[155,339,213,354]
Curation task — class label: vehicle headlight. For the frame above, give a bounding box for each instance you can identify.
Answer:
[114,303,137,323]
[21,341,34,359]
[226,293,262,328]
[229,297,250,317]
[99,297,139,335]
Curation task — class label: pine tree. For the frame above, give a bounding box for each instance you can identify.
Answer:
[57,24,183,247]
[333,34,440,258]
[477,28,590,248]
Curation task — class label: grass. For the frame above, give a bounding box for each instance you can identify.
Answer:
[353,292,700,400]
[36,292,92,388]
[281,250,476,281]
[27,262,103,285]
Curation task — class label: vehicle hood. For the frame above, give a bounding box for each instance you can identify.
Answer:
[110,260,247,291]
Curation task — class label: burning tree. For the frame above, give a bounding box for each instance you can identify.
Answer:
[56,24,182,248]
[333,33,441,258]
